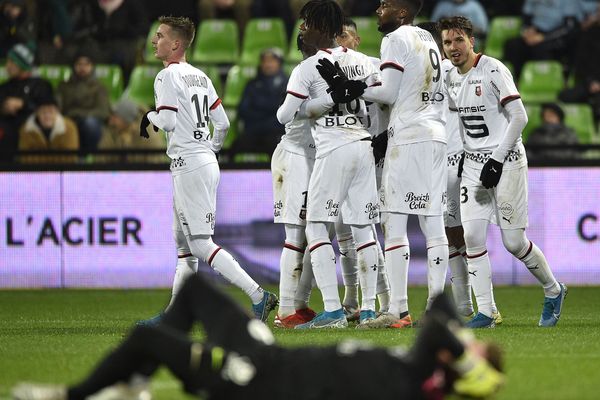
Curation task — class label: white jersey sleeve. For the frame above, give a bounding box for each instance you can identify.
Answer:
[380,26,446,145]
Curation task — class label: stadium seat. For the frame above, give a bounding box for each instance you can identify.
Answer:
[563,103,596,143]
[192,19,239,65]
[522,103,541,143]
[94,64,124,103]
[240,18,288,66]
[353,17,381,57]
[222,65,257,108]
[518,61,564,103]
[0,66,7,83]
[124,65,162,107]
[222,107,239,150]
[284,63,297,77]
[233,152,270,163]
[35,65,71,88]
[485,16,522,60]
[286,20,303,64]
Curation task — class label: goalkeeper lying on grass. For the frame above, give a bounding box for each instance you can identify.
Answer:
[13,274,504,400]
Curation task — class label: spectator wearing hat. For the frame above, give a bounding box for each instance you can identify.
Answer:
[233,48,288,158]
[18,95,79,164]
[0,0,36,58]
[526,102,579,161]
[0,43,53,162]
[98,98,165,164]
[57,52,111,153]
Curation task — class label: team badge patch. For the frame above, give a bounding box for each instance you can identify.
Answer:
[475,85,482,96]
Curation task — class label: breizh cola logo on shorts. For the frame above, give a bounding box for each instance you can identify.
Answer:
[326,199,339,217]
[365,202,379,219]
[273,201,283,218]
[405,192,430,210]
[205,212,215,230]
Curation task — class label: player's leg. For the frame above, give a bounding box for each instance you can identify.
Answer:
[277,223,306,318]
[500,228,566,326]
[168,222,199,309]
[446,225,474,317]
[374,224,391,313]
[335,221,360,320]
[350,223,379,323]
[418,214,449,310]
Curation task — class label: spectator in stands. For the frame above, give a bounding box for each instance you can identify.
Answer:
[431,0,488,43]
[559,1,600,123]
[0,44,53,163]
[35,0,73,64]
[18,95,79,164]
[0,0,36,59]
[526,102,579,160]
[69,0,147,82]
[198,0,252,35]
[56,51,111,154]
[251,0,295,38]
[98,97,165,163]
[503,0,580,80]
[233,48,287,158]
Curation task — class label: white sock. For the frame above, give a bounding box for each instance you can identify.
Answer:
[375,239,391,312]
[426,243,449,309]
[167,255,198,309]
[357,241,379,312]
[210,248,262,304]
[519,241,560,297]
[294,249,313,310]
[278,244,304,317]
[449,245,473,316]
[338,237,359,308]
[466,249,493,317]
[309,241,341,312]
[386,238,410,318]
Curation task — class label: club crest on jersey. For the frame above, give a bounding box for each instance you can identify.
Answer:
[475,85,482,96]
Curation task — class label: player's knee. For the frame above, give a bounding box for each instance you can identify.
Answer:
[426,236,448,249]
[188,235,219,262]
[463,229,485,250]
[501,230,528,256]
[306,222,330,244]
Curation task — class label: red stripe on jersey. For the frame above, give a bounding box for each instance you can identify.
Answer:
[466,250,488,259]
[284,243,304,253]
[472,53,483,68]
[157,105,178,112]
[519,241,534,260]
[167,61,180,66]
[309,242,331,252]
[500,94,521,107]
[287,90,308,99]
[385,244,407,252]
[208,247,222,265]
[320,48,332,54]
[449,251,461,259]
[342,46,348,52]
[380,62,404,72]
[210,98,222,110]
[357,241,377,252]
[178,253,193,258]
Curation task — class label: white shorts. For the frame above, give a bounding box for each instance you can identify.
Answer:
[460,163,529,229]
[271,145,314,226]
[307,140,379,225]
[172,162,219,236]
[445,155,463,228]
[380,141,447,216]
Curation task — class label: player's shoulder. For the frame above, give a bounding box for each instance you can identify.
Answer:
[477,54,511,76]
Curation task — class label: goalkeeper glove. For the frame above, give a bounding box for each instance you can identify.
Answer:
[479,158,503,189]
[140,110,158,139]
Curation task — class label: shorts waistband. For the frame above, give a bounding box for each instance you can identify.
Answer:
[465,149,523,164]
[447,153,463,166]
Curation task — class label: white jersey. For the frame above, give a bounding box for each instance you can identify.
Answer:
[286,46,380,158]
[442,59,462,158]
[380,25,446,145]
[154,62,222,170]
[279,117,316,158]
[366,56,390,138]
[445,54,526,169]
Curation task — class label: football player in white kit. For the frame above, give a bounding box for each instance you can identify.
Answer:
[139,16,278,323]
[276,0,382,328]
[330,0,449,329]
[334,17,391,320]
[440,16,566,328]
[271,34,319,328]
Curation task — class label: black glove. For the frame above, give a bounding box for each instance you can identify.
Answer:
[316,58,367,103]
[457,152,465,178]
[479,158,503,189]
[330,79,367,103]
[371,131,388,164]
[140,110,158,139]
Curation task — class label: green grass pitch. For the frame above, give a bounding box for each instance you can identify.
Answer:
[1,285,599,399]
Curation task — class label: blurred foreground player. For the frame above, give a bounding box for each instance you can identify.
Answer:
[13,274,505,400]
[139,16,277,323]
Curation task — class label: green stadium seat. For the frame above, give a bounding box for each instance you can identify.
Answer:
[563,103,596,143]
[353,17,381,57]
[240,18,287,66]
[197,65,223,96]
[124,65,162,107]
[222,107,239,150]
[0,66,7,84]
[286,20,303,64]
[192,19,239,65]
[522,103,541,143]
[94,64,124,103]
[485,16,522,60]
[518,61,564,103]
[222,65,257,108]
[36,65,71,88]
[233,152,270,163]
[283,63,297,77]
